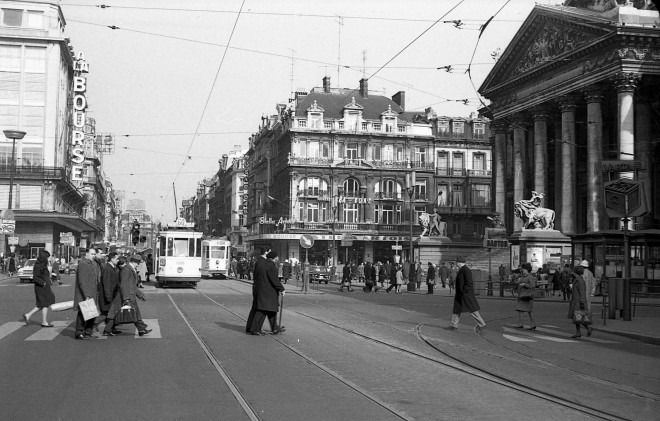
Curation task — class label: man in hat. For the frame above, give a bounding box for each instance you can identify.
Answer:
[245,246,271,333]
[248,250,285,335]
[444,256,487,333]
[579,260,595,308]
[73,248,100,340]
[102,254,150,337]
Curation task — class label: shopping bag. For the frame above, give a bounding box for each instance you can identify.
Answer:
[78,298,100,321]
[114,304,138,324]
[50,300,74,311]
[573,310,592,325]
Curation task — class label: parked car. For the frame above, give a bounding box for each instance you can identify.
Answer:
[309,265,331,284]
[18,259,53,283]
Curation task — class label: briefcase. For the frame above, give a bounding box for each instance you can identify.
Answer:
[114,304,138,324]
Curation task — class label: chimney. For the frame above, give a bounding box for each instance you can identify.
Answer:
[392,91,406,111]
[323,76,331,93]
[359,78,368,98]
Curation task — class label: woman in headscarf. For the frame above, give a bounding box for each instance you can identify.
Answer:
[568,265,592,338]
[23,250,56,327]
[515,262,537,330]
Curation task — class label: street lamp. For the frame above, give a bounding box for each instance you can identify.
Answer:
[3,130,26,210]
[405,171,416,267]
[330,186,343,284]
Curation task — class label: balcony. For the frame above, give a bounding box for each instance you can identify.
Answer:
[467,169,492,177]
[410,161,435,170]
[435,205,493,215]
[436,168,467,177]
[371,160,409,169]
[375,192,402,200]
[296,189,330,200]
[289,156,333,166]
[0,165,66,180]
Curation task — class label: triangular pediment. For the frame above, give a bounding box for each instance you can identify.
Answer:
[480,5,614,96]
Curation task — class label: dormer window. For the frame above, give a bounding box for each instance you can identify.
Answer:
[306,100,324,129]
[452,120,465,138]
[342,97,363,131]
[438,119,450,136]
[380,105,398,133]
[473,122,485,139]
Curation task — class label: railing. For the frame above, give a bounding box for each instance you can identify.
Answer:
[0,165,66,180]
[468,169,492,177]
[340,158,362,167]
[289,156,333,166]
[371,160,409,169]
[435,205,492,215]
[410,161,435,170]
[375,192,402,200]
[297,189,329,199]
[435,168,466,176]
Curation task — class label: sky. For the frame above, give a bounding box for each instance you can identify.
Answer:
[58,0,552,222]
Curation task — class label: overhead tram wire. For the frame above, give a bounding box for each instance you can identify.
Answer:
[67,18,485,105]
[159,0,247,219]
[61,3,524,24]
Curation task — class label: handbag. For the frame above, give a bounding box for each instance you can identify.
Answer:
[78,298,100,321]
[573,309,592,325]
[115,303,138,324]
[518,286,533,301]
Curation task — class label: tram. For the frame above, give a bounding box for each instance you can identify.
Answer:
[155,218,203,288]
[200,239,231,279]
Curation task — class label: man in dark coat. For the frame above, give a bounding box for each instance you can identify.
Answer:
[245,246,270,333]
[103,254,150,336]
[426,262,436,294]
[444,256,486,332]
[338,263,353,292]
[73,248,100,339]
[99,252,121,334]
[249,251,285,335]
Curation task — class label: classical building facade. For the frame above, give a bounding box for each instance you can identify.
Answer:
[0,1,111,259]
[478,2,660,283]
[243,77,492,265]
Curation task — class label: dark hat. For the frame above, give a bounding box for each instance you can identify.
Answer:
[456,256,466,263]
[521,262,533,272]
[266,251,278,259]
[130,254,143,263]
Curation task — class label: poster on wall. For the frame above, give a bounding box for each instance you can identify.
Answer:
[545,246,562,267]
[510,245,520,269]
[528,246,544,271]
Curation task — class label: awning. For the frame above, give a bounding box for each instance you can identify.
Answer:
[13,210,102,234]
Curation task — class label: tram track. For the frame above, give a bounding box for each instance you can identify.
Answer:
[165,279,654,420]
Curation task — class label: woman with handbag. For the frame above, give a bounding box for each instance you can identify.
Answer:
[568,265,592,338]
[515,262,537,330]
[23,250,56,327]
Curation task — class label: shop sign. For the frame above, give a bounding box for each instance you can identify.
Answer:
[8,236,18,245]
[483,239,509,248]
[0,219,15,234]
[391,245,402,250]
[70,52,89,182]
[259,216,295,225]
[600,160,643,173]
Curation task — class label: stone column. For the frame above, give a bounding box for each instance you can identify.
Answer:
[613,72,640,229]
[636,93,653,228]
[491,121,508,221]
[584,87,605,232]
[559,96,578,235]
[554,119,562,229]
[531,106,548,197]
[511,114,527,232]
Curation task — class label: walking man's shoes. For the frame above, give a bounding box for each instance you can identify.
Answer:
[102,331,114,337]
[248,331,265,336]
[138,329,152,336]
[75,334,86,340]
[443,326,457,331]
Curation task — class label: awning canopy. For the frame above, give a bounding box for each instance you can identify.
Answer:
[13,210,102,234]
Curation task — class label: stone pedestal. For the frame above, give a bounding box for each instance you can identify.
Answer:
[508,230,572,272]
[415,236,452,264]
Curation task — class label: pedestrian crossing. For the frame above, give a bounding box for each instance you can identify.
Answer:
[501,325,619,344]
[0,319,162,341]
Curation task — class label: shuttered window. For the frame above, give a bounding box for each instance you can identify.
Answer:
[18,185,41,209]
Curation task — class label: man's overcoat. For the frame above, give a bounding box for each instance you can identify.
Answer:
[99,263,119,314]
[452,264,480,314]
[74,258,99,312]
[254,258,284,312]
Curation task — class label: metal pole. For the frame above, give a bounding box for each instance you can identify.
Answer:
[623,215,631,321]
[487,248,493,296]
[8,136,16,210]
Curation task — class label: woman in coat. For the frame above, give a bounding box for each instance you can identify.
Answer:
[515,262,537,330]
[426,262,436,295]
[416,262,424,290]
[23,250,55,327]
[8,254,16,277]
[568,265,592,338]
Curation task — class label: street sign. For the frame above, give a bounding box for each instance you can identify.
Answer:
[604,179,648,218]
[0,219,15,234]
[8,236,18,245]
[391,245,402,250]
[300,234,314,249]
[600,160,643,173]
[483,239,509,248]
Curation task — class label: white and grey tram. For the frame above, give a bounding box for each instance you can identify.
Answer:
[155,218,203,287]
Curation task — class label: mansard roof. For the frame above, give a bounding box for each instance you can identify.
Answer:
[293,89,404,121]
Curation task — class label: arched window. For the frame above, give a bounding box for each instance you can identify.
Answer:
[343,178,360,197]
[374,179,402,200]
[297,177,328,196]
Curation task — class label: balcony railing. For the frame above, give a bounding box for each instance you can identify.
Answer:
[436,168,467,177]
[467,169,492,177]
[435,205,492,215]
[0,165,66,180]
[371,160,409,169]
[410,161,435,170]
[297,189,330,200]
[375,192,402,200]
[289,156,333,166]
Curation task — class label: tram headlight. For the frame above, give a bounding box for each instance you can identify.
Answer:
[177,267,183,273]
[216,260,219,265]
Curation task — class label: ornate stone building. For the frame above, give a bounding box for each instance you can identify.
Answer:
[478,2,660,283]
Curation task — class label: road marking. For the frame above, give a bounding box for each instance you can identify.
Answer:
[25,321,72,341]
[535,326,619,344]
[134,319,161,338]
[502,327,578,343]
[0,322,25,340]
[503,334,535,342]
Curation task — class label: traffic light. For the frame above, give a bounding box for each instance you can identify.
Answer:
[131,219,140,246]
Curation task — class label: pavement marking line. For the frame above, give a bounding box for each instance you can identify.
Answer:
[502,327,578,343]
[535,326,620,344]
[25,321,72,341]
[133,319,161,339]
[503,334,536,342]
[0,322,25,340]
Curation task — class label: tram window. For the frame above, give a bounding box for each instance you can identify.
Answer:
[203,245,209,259]
[189,239,195,257]
[159,237,166,256]
[196,238,202,257]
[167,238,173,256]
[171,238,189,257]
[211,246,225,259]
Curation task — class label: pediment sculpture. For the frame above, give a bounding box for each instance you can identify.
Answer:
[514,191,556,230]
